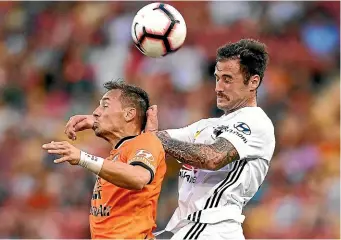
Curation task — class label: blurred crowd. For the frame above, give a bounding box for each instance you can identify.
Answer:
[0,1,339,239]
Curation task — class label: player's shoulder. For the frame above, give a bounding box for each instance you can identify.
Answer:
[194,117,220,127]
[137,131,160,140]
[234,107,274,134]
[239,107,272,124]
[132,132,164,149]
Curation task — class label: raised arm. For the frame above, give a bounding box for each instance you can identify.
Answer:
[42,141,151,190]
[156,131,240,170]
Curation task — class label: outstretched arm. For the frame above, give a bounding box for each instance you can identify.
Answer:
[42,141,151,190]
[145,105,240,170]
[156,131,240,170]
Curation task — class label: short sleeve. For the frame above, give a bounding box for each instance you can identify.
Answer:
[218,115,275,161]
[126,133,165,184]
[165,119,203,143]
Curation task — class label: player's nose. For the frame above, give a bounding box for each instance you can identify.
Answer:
[215,80,224,93]
[215,85,223,93]
[93,107,101,118]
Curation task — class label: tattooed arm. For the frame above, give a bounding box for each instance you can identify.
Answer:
[156,131,240,171]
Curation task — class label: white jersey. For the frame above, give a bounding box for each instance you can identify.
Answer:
[165,107,275,233]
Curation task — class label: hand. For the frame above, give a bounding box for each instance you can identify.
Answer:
[42,141,81,165]
[145,105,159,132]
[64,115,95,140]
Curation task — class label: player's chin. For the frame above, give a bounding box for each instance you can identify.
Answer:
[216,99,229,110]
[94,128,102,137]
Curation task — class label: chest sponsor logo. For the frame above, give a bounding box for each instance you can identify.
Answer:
[212,125,248,143]
[92,177,102,200]
[234,122,251,135]
[90,204,112,217]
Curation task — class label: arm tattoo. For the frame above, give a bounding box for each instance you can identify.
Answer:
[156,131,240,170]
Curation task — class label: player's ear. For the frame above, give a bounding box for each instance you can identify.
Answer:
[124,107,137,122]
[249,75,260,92]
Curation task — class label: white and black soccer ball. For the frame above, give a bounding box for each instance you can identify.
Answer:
[131,2,187,58]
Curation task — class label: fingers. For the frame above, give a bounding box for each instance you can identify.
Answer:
[64,125,76,140]
[145,105,159,132]
[42,141,67,150]
[65,116,87,140]
[47,149,69,155]
[149,105,157,111]
[65,116,86,130]
[67,130,77,141]
[42,141,71,164]
[147,105,158,116]
[43,142,70,156]
[54,156,70,164]
[74,120,90,132]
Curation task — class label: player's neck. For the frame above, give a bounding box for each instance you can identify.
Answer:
[108,125,142,148]
[224,96,257,115]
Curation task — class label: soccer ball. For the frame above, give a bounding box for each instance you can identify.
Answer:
[131,2,187,58]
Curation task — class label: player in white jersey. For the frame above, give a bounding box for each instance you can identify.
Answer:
[148,107,274,239]
[144,39,276,239]
[64,39,275,239]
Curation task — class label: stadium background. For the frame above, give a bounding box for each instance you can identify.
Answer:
[0,1,339,239]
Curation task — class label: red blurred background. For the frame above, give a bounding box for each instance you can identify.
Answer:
[0,1,339,239]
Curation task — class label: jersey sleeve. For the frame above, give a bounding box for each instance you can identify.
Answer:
[218,114,275,161]
[126,133,165,184]
[165,119,203,143]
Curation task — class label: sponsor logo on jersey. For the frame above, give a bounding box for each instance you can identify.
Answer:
[194,130,202,139]
[180,164,197,183]
[179,169,197,183]
[234,122,251,135]
[129,149,156,172]
[135,149,154,161]
[212,125,248,143]
[92,177,102,200]
[90,204,112,217]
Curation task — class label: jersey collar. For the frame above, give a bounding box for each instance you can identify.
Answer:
[114,135,137,149]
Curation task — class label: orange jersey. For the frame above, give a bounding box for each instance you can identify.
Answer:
[89,132,166,239]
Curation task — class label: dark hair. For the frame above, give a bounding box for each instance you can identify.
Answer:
[216,38,269,86]
[103,80,150,130]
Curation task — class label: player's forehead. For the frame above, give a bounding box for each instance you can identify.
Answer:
[101,90,122,102]
[215,59,241,75]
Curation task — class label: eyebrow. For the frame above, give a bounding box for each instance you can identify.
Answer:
[99,97,110,104]
[214,73,233,79]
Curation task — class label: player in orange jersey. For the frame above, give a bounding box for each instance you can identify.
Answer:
[42,81,166,239]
